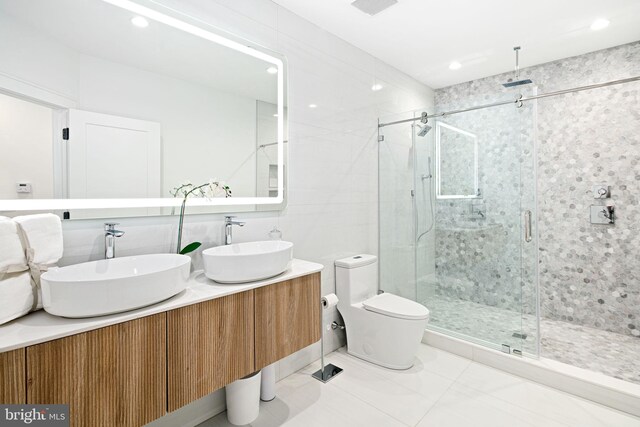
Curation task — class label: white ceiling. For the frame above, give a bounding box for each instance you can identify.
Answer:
[272,0,640,88]
[0,0,278,103]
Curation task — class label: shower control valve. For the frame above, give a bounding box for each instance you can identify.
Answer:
[590,204,615,225]
[592,185,610,199]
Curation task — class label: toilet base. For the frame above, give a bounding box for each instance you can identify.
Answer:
[346,348,414,370]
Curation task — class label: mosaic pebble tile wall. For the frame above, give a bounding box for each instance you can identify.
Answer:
[433,41,640,338]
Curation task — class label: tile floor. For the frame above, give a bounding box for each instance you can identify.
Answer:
[428,296,640,384]
[199,345,640,427]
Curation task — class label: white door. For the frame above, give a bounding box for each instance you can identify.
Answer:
[66,109,161,218]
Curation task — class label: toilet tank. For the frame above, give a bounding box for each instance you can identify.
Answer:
[335,254,378,305]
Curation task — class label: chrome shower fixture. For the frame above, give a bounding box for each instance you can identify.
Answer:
[416,124,432,137]
[415,112,431,137]
[503,46,533,87]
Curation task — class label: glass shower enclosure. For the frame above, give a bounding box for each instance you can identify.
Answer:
[378,92,539,356]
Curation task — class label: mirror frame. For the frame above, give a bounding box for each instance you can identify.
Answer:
[0,0,286,212]
[435,121,480,199]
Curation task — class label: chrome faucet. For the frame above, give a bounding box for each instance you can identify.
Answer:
[104,223,125,259]
[224,216,245,245]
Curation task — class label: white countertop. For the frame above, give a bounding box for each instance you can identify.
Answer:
[0,258,323,353]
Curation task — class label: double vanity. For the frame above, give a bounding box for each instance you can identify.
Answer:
[0,243,322,427]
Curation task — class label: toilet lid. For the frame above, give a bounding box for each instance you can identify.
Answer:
[363,293,430,320]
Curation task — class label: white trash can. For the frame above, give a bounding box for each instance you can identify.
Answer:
[260,363,276,402]
[226,371,261,425]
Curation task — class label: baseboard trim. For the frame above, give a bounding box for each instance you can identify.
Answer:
[422,329,640,417]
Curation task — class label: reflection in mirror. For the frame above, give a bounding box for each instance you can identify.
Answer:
[435,121,479,199]
[0,0,286,218]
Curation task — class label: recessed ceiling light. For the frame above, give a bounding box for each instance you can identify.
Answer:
[308,104,317,108]
[131,16,149,28]
[449,61,462,70]
[371,84,383,91]
[590,18,610,31]
[266,66,278,74]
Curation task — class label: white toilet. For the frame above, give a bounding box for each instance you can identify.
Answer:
[335,254,429,370]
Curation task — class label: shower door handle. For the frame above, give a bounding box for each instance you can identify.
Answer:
[524,210,532,243]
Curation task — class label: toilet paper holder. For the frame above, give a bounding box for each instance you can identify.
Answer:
[312,294,344,383]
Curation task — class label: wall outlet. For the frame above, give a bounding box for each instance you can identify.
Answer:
[16,182,32,194]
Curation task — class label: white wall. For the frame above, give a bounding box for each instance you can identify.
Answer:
[0,92,53,199]
[3,1,434,425]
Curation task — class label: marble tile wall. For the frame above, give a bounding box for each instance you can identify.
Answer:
[433,41,640,338]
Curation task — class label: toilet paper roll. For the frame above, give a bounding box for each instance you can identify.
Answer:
[321,293,339,309]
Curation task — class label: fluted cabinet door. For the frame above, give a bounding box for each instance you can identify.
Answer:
[26,314,166,427]
[255,273,321,369]
[0,348,25,404]
[167,291,255,412]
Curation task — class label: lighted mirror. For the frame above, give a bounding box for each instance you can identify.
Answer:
[435,121,479,199]
[0,0,286,218]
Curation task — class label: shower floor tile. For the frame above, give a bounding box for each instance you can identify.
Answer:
[425,296,640,384]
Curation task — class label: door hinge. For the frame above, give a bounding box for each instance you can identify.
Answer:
[62,128,69,140]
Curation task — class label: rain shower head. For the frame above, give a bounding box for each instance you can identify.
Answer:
[503,46,533,88]
[416,124,432,137]
[503,78,533,87]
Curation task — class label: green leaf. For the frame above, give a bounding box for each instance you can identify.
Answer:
[179,241,202,255]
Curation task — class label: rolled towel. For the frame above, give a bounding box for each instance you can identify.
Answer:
[0,216,27,274]
[13,213,63,265]
[0,272,33,325]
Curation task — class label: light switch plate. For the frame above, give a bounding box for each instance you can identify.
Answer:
[592,185,610,199]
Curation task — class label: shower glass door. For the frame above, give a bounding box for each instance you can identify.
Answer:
[379,92,539,357]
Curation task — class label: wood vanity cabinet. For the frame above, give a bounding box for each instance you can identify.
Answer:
[3,272,321,425]
[167,291,255,411]
[26,313,166,427]
[255,272,321,369]
[0,348,26,404]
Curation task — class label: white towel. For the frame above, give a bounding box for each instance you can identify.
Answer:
[0,272,35,325]
[0,216,27,274]
[13,213,63,265]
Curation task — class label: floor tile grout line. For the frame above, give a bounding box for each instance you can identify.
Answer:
[411,365,467,427]
[333,346,472,392]
[327,350,473,426]
[323,381,414,427]
[447,361,640,426]
[317,351,436,426]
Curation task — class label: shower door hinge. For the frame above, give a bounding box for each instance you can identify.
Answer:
[501,344,523,356]
[378,135,384,142]
[62,128,69,140]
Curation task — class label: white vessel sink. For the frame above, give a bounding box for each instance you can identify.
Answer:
[40,254,190,318]
[203,241,293,283]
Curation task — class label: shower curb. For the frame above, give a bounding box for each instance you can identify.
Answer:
[423,330,640,417]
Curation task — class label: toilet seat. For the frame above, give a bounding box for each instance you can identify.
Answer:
[363,293,429,320]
